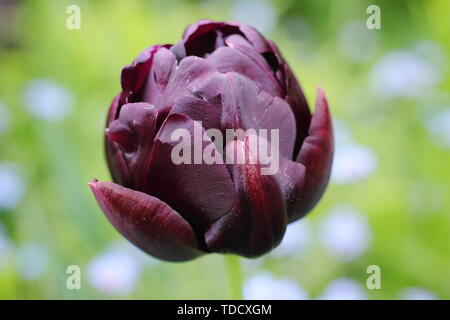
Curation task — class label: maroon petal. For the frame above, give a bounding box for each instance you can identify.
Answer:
[170,40,187,62]
[142,47,177,107]
[105,95,132,187]
[170,71,296,158]
[88,181,203,262]
[120,45,163,105]
[182,20,219,44]
[170,95,222,131]
[220,72,296,159]
[266,40,312,155]
[183,21,226,57]
[228,21,271,54]
[290,88,334,222]
[182,20,275,59]
[106,102,158,192]
[162,56,217,113]
[146,113,236,235]
[205,138,287,257]
[207,47,283,98]
[224,34,284,94]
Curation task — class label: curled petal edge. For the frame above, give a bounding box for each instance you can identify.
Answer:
[290,88,334,222]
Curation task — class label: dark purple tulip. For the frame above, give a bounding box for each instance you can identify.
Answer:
[89,20,334,261]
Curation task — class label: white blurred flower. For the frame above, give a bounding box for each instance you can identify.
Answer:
[110,240,160,267]
[337,21,378,63]
[88,244,143,295]
[333,119,353,148]
[330,119,377,185]
[398,287,438,300]
[230,0,277,34]
[318,205,372,261]
[0,162,26,211]
[243,272,308,300]
[426,108,450,149]
[0,102,10,134]
[23,79,73,122]
[271,219,312,258]
[331,144,378,185]
[0,223,13,269]
[369,43,444,100]
[241,256,265,270]
[319,278,367,300]
[15,243,49,280]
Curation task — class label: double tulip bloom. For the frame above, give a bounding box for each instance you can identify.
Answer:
[89,20,334,261]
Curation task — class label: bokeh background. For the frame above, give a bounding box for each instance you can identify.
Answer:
[0,0,449,300]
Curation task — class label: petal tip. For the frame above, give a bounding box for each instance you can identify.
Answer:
[87,178,99,188]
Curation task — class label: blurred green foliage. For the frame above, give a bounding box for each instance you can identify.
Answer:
[0,0,449,299]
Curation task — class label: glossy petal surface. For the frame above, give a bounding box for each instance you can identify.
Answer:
[88,181,203,261]
[94,20,334,261]
[291,88,334,221]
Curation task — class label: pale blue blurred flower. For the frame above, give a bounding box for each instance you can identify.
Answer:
[331,144,377,185]
[0,102,10,134]
[318,205,372,261]
[243,272,308,300]
[398,287,438,300]
[337,21,378,63]
[271,218,312,259]
[230,0,277,34]
[426,108,450,149]
[318,278,368,300]
[0,162,26,211]
[110,240,160,268]
[15,243,49,280]
[87,244,143,295]
[333,119,353,148]
[369,42,444,100]
[23,79,73,122]
[331,120,377,185]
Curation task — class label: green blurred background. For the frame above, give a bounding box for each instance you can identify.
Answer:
[0,0,449,299]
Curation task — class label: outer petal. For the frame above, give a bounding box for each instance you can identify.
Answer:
[88,181,203,262]
[267,40,312,155]
[224,34,284,95]
[205,137,287,257]
[275,156,306,218]
[142,47,177,108]
[146,113,236,235]
[106,102,158,193]
[228,21,272,54]
[105,95,132,187]
[120,45,165,105]
[220,72,296,159]
[290,88,334,222]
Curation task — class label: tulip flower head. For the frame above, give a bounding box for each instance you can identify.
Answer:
[89,20,334,261]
